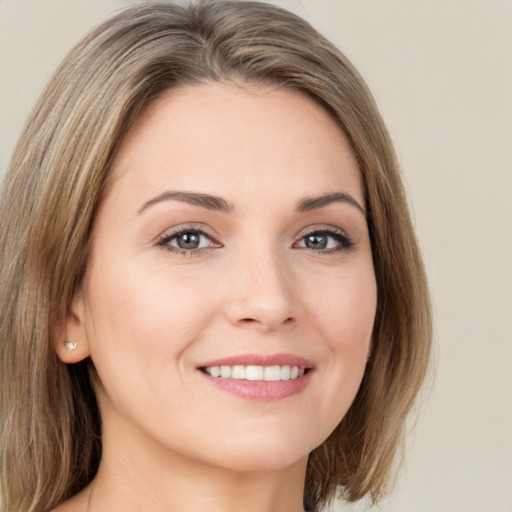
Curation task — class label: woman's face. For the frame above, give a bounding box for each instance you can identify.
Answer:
[66,83,376,473]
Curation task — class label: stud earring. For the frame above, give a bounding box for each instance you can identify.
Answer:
[65,339,78,352]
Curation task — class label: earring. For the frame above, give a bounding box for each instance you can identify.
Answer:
[65,339,78,352]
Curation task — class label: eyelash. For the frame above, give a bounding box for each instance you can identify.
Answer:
[157,227,221,256]
[157,226,354,256]
[293,227,354,254]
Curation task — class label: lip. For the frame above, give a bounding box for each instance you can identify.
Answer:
[196,352,315,401]
[197,352,315,369]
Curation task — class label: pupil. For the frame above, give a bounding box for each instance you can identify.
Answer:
[305,234,327,249]
[177,232,200,249]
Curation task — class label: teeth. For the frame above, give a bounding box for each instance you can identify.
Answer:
[209,366,221,378]
[246,365,264,380]
[280,365,291,380]
[231,365,246,379]
[204,365,307,381]
[264,365,281,381]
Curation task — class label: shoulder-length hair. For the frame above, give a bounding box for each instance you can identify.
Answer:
[0,2,432,511]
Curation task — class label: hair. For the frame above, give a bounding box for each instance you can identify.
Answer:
[0,2,432,511]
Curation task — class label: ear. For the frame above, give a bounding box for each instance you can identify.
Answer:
[53,290,91,364]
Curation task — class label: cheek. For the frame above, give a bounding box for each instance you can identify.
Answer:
[308,263,377,351]
[81,259,221,395]
[300,263,376,430]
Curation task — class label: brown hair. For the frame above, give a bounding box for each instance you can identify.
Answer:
[0,2,432,511]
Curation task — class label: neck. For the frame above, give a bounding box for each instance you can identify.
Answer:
[86,400,308,512]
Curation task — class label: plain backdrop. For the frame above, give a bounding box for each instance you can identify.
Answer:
[0,1,510,511]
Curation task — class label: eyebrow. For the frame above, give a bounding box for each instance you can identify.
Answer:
[296,192,366,217]
[137,191,233,214]
[137,189,365,217]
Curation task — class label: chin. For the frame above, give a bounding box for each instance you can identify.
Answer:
[191,428,322,473]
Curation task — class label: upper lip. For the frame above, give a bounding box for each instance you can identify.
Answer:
[197,353,315,369]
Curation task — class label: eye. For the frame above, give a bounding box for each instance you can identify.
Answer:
[293,228,354,253]
[158,228,220,254]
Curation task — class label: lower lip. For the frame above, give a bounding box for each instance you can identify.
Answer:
[198,370,313,401]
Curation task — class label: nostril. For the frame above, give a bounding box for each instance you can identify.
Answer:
[239,317,295,327]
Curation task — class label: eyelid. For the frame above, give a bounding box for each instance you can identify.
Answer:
[157,224,222,254]
[293,225,354,252]
[155,223,354,256]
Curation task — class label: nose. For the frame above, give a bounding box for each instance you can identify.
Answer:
[223,248,299,332]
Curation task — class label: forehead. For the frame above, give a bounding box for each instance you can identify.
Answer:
[107,82,363,208]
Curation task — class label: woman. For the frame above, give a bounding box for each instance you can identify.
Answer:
[0,2,432,511]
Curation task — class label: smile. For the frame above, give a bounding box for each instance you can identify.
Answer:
[202,365,307,381]
[197,354,314,400]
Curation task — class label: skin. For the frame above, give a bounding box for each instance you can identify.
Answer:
[54,83,377,512]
